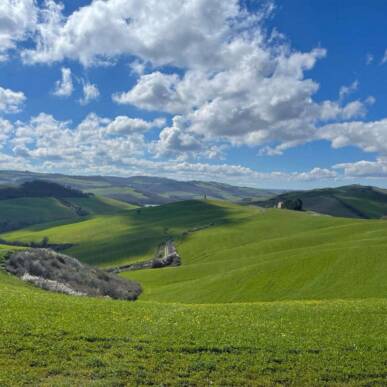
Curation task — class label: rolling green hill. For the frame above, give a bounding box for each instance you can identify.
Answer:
[3,200,387,303]
[0,273,385,385]
[0,194,135,233]
[1,200,386,384]
[0,170,280,204]
[254,184,387,219]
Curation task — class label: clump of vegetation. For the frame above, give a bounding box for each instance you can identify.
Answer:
[6,249,141,300]
[282,198,303,211]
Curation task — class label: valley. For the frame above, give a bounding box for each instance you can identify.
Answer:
[0,178,386,385]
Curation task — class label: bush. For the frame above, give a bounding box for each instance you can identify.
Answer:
[283,198,303,211]
[5,249,141,301]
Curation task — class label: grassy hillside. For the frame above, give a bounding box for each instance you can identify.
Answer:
[2,201,228,266]
[0,273,386,385]
[0,170,279,204]
[4,200,387,303]
[128,204,387,303]
[1,200,386,384]
[0,197,80,232]
[0,195,135,233]
[254,185,387,219]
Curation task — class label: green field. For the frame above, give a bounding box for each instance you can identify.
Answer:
[0,197,78,231]
[1,199,386,384]
[0,195,135,234]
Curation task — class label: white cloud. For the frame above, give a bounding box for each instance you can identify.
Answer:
[113,36,366,155]
[293,167,337,181]
[366,53,374,65]
[152,116,204,158]
[113,72,186,113]
[6,0,371,160]
[20,0,268,69]
[80,82,100,105]
[0,0,37,61]
[2,112,164,165]
[105,116,165,135]
[0,118,13,145]
[320,119,387,155]
[381,49,387,65]
[334,158,387,178]
[129,60,146,76]
[2,0,386,184]
[0,86,26,113]
[339,80,358,100]
[0,110,343,186]
[53,67,73,97]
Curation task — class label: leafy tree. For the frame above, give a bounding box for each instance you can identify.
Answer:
[41,236,49,247]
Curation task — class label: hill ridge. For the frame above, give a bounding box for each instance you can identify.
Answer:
[253,184,387,219]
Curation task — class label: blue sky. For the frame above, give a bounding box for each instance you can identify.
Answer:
[1,0,387,189]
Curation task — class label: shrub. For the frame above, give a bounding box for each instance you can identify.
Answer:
[5,249,141,301]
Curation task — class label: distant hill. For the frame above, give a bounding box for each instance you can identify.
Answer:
[0,170,281,205]
[253,185,387,219]
[0,180,88,200]
[0,180,135,233]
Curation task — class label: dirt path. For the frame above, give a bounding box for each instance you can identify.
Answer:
[107,240,180,274]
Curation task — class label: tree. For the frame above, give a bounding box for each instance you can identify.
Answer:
[41,236,49,247]
[283,198,303,211]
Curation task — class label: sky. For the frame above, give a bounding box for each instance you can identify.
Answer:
[1,0,387,189]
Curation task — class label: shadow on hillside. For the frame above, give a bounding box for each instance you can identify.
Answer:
[71,200,244,266]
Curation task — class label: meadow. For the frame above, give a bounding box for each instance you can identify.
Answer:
[1,199,386,385]
[1,273,386,385]
[4,200,387,302]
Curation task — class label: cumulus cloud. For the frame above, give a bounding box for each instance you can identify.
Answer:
[3,0,387,183]
[0,110,342,185]
[53,67,73,97]
[80,82,100,105]
[113,72,186,113]
[2,112,165,165]
[334,158,387,178]
[320,119,387,155]
[0,86,26,113]
[21,0,254,68]
[108,13,367,156]
[293,167,337,181]
[116,44,368,156]
[333,158,387,181]
[152,116,204,158]
[105,116,165,135]
[0,0,37,61]
[4,0,372,161]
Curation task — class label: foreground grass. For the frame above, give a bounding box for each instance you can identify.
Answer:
[0,272,386,386]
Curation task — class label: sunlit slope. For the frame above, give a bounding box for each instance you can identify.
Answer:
[127,203,387,303]
[1,200,387,384]
[0,271,386,385]
[2,200,231,266]
[4,200,387,303]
